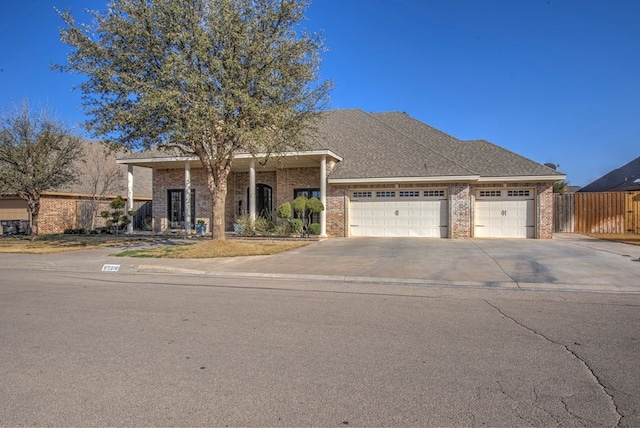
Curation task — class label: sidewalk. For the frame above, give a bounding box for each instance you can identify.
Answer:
[1,234,640,294]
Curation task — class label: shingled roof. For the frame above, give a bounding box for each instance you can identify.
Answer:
[319,109,562,180]
[118,109,563,182]
[579,155,640,192]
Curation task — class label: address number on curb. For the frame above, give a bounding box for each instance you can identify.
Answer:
[102,264,120,272]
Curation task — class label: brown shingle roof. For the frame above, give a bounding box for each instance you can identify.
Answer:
[118,109,564,181]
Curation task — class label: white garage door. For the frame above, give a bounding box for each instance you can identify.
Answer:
[475,189,534,238]
[350,190,448,237]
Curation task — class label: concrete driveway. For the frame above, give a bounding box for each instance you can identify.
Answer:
[2,234,640,293]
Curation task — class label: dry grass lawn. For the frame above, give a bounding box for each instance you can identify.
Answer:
[0,235,157,254]
[115,239,309,258]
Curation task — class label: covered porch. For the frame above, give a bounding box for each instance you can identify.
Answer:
[117,150,342,237]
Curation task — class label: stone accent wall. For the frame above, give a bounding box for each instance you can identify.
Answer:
[449,184,471,238]
[327,185,347,237]
[537,183,554,239]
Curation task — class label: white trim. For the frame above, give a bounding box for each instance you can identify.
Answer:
[329,176,480,184]
[126,165,134,234]
[117,155,193,164]
[116,149,343,165]
[234,150,343,162]
[184,162,191,235]
[331,174,565,185]
[320,155,327,237]
[477,175,565,182]
[249,160,256,221]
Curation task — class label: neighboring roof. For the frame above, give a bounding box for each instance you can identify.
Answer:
[55,140,152,198]
[578,155,640,192]
[118,109,565,183]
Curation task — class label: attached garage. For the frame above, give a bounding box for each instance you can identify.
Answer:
[474,189,534,238]
[0,198,29,221]
[349,189,448,237]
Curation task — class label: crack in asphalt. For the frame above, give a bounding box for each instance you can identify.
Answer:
[485,300,622,426]
[471,242,522,289]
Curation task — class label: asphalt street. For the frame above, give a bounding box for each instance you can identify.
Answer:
[1,235,639,426]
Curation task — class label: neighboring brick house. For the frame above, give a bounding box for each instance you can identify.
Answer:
[117,109,565,239]
[0,141,152,235]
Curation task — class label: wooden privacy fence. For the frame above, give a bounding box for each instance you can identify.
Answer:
[554,191,640,234]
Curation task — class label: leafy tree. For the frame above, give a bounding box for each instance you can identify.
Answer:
[0,101,83,238]
[553,180,569,194]
[56,0,332,240]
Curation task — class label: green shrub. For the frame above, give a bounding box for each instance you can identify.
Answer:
[308,222,321,235]
[306,197,324,214]
[292,196,307,215]
[290,218,303,233]
[272,224,288,236]
[253,217,271,235]
[276,202,292,219]
[235,215,255,236]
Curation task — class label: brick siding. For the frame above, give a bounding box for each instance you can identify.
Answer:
[152,166,557,239]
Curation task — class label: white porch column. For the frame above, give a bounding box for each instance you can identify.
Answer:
[249,159,256,221]
[184,161,191,235]
[320,155,327,237]
[126,165,134,234]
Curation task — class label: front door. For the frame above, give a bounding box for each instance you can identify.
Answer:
[167,189,195,229]
[247,184,273,218]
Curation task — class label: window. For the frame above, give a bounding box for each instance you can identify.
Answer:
[424,190,445,198]
[294,188,320,224]
[352,191,372,198]
[508,190,531,197]
[479,190,502,197]
[399,190,420,197]
[376,191,396,198]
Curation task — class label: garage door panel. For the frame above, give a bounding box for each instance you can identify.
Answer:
[350,194,448,238]
[475,191,534,238]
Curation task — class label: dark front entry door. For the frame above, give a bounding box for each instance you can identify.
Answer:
[168,189,195,229]
[247,184,273,218]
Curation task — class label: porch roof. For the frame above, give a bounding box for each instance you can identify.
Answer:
[116,149,342,171]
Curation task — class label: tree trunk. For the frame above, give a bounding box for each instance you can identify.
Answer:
[28,198,40,240]
[207,168,229,240]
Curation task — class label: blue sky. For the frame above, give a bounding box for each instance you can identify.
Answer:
[1,0,639,187]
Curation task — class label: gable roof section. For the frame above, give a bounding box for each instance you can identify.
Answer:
[371,111,563,179]
[314,109,477,181]
[579,155,640,192]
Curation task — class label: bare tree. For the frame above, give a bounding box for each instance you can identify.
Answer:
[0,101,84,238]
[77,142,125,229]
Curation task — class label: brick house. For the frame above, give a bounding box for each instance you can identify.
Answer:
[117,109,565,239]
[0,141,152,235]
